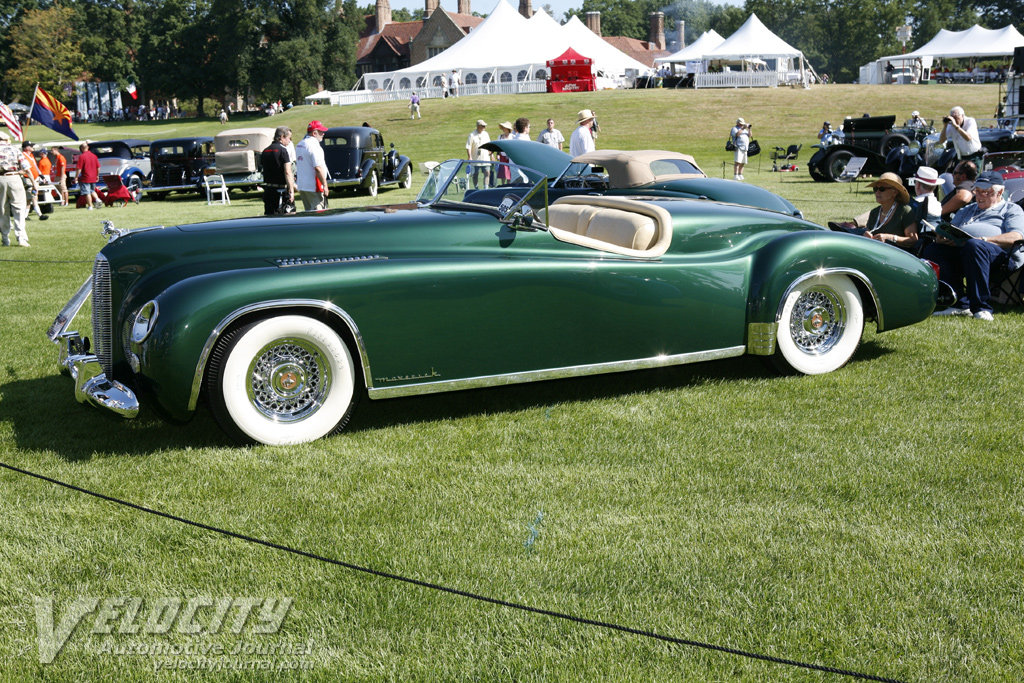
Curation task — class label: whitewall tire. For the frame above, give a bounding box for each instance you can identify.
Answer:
[207,316,358,445]
[773,274,864,375]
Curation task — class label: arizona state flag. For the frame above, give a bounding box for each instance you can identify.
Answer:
[31,86,78,141]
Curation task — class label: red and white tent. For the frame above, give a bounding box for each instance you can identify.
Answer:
[546,48,595,93]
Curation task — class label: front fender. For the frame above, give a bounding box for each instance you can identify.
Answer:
[134,268,373,422]
[746,231,937,332]
[360,158,377,183]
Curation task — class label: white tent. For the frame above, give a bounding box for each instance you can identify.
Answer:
[879,24,1024,62]
[304,90,334,102]
[359,0,649,91]
[702,14,802,62]
[694,14,807,87]
[654,30,725,64]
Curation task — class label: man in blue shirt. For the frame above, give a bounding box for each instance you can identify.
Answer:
[927,170,1024,320]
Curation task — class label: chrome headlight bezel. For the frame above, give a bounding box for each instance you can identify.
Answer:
[131,300,159,345]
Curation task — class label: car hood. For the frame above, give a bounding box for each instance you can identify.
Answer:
[481,139,572,179]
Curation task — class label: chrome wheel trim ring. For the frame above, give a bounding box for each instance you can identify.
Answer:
[788,285,846,355]
[245,337,331,422]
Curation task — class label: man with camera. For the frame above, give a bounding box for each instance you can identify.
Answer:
[730,118,751,181]
[938,106,981,161]
[569,110,597,157]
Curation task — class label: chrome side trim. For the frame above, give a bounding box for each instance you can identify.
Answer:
[188,300,372,412]
[746,322,778,356]
[273,255,386,268]
[366,346,747,400]
[776,268,882,329]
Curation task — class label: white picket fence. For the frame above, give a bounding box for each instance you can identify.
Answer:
[694,70,803,89]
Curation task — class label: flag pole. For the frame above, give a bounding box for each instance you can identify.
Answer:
[30,82,40,125]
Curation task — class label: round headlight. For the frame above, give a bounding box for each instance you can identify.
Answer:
[131,300,159,344]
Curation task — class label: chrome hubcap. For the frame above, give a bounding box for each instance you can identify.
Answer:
[790,286,846,354]
[247,338,330,422]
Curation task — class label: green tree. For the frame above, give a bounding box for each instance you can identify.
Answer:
[5,6,90,98]
[74,0,149,88]
[138,0,217,115]
[255,0,362,103]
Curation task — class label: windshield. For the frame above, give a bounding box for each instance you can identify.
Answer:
[416,159,549,216]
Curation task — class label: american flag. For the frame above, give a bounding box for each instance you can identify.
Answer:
[0,101,23,141]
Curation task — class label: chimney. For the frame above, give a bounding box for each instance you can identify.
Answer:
[518,0,532,18]
[585,11,601,36]
[424,0,437,19]
[458,0,470,14]
[678,20,685,48]
[375,0,391,33]
[649,12,665,51]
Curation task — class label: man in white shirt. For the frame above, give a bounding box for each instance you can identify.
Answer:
[939,106,982,160]
[465,119,491,188]
[569,109,596,157]
[295,120,329,211]
[536,119,564,150]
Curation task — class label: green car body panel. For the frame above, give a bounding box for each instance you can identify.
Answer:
[48,158,937,442]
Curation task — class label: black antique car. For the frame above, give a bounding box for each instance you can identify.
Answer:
[322,126,412,197]
[808,115,935,182]
[146,136,215,199]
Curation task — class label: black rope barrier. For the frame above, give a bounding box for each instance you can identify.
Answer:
[0,460,907,683]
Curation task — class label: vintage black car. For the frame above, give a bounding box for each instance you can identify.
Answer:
[808,115,935,182]
[322,126,412,197]
[147,136,215,199]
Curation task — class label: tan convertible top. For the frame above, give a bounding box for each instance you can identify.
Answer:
[571,149,705,188]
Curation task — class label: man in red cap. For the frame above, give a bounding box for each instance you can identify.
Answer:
[295,120,329,211]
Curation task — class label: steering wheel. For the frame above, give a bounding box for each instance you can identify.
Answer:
[583,173,609,190]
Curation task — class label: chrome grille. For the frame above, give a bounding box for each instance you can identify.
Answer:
[92,255,113,376]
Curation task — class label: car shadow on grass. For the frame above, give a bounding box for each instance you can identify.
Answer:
[2,341,893,456]
[347,342,892,433]
[0,374,234,460]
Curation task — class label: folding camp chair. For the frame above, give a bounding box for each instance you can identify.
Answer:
[100,175,136,207]
[837,157,869,191]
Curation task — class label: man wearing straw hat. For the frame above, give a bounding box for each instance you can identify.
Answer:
[570,110,597,157]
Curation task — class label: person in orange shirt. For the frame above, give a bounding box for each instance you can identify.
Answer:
[21,141,44,220]
[35,149,57,209]
[50,148,68,205]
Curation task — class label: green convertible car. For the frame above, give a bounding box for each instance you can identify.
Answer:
[48,158,938,445]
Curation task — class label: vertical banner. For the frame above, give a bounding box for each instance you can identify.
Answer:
[98,82,111,117]
[87,82,99,118]
[76,82,87,117]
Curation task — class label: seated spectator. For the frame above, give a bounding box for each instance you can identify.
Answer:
[941,161,977,220]
[909,166,943,229]
[834,173,918,250]
[926,170,1024,320]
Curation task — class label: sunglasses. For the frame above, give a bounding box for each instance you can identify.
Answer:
[873,187,892,193]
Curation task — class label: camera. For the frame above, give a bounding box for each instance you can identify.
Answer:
[943,116,952,123]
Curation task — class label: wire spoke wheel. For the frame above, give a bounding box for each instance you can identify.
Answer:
[772,273,864,375]
[207,315,358,445]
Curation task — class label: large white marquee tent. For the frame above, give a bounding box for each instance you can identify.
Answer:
[879,24,1024,63]
[359,0,650,92]
[862,24,1024,85]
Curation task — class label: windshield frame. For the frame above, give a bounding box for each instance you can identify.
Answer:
[416,159,550,223]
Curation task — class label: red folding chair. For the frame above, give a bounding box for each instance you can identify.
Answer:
[100,174,137,207]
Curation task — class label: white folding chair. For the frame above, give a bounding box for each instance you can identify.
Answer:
[204,174,230,205]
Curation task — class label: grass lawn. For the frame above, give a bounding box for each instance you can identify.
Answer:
[1,84,1023,682]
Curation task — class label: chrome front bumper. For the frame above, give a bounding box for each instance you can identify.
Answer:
[47,276,139,419]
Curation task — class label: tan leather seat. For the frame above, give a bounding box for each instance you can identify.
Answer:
[586,209,656,250]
